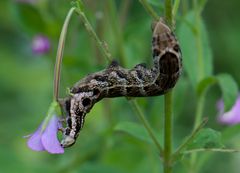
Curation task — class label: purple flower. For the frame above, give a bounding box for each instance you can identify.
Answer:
[27,115,64,154]
[217,96,240,125]
[32,35,50,55]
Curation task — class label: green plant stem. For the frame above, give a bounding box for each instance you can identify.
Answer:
[163,91,173,173]
[130,100,164,156]
[164,0,173,27]
[164,1,174,173]
[173,0,181,20]
[184,148,240,154]
[74,4,112,63]
[139,0,159,20]
[53,7,76,101]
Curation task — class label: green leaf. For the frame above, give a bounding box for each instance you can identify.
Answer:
[217,74,238,111]
[186,128,224,150]
[178,11,213,88]
[114,122,159,144]
[196,76,217,96]
[15,4,46,33]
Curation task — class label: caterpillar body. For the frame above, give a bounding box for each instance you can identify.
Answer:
[60,19,182,147]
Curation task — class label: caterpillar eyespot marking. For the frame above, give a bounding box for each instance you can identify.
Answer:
[60,19,182,148]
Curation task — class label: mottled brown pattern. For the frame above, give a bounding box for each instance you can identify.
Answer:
[60,19,182,148]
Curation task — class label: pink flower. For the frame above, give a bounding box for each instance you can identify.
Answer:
[27,115,64,154]
[32,35,51,55]
[217,96,240,125]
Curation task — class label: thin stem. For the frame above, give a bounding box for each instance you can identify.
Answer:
[139,0,159,20]
[163,91,173,173]
[164,0,174,172]
[172,118,208,161]
[130,100,164,156]
[173,0,181,20]
[75,3,112,62]
[53,7,76,101]
[164,0,173,27]
[183,148,240,154]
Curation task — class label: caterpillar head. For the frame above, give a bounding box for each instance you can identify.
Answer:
[60,91,99,148]
[61,134,75,148]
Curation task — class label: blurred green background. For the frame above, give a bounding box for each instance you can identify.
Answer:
[0,0,240,173]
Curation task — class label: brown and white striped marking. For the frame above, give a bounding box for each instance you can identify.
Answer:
[61,19,182,148]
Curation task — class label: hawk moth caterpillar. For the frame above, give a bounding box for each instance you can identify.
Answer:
[60,19,182,147]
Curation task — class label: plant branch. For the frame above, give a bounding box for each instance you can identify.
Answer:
[164,0,173,27]
[173,0,181,20]
[183,148,240,154]
[164,0,174,173]
[163,91,173,173]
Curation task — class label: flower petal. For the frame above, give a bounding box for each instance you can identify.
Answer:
[27,125,45,151]
[41,115,64,154]
[218,96,240,125]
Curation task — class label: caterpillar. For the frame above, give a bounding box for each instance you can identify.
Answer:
[60,19,182,147]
